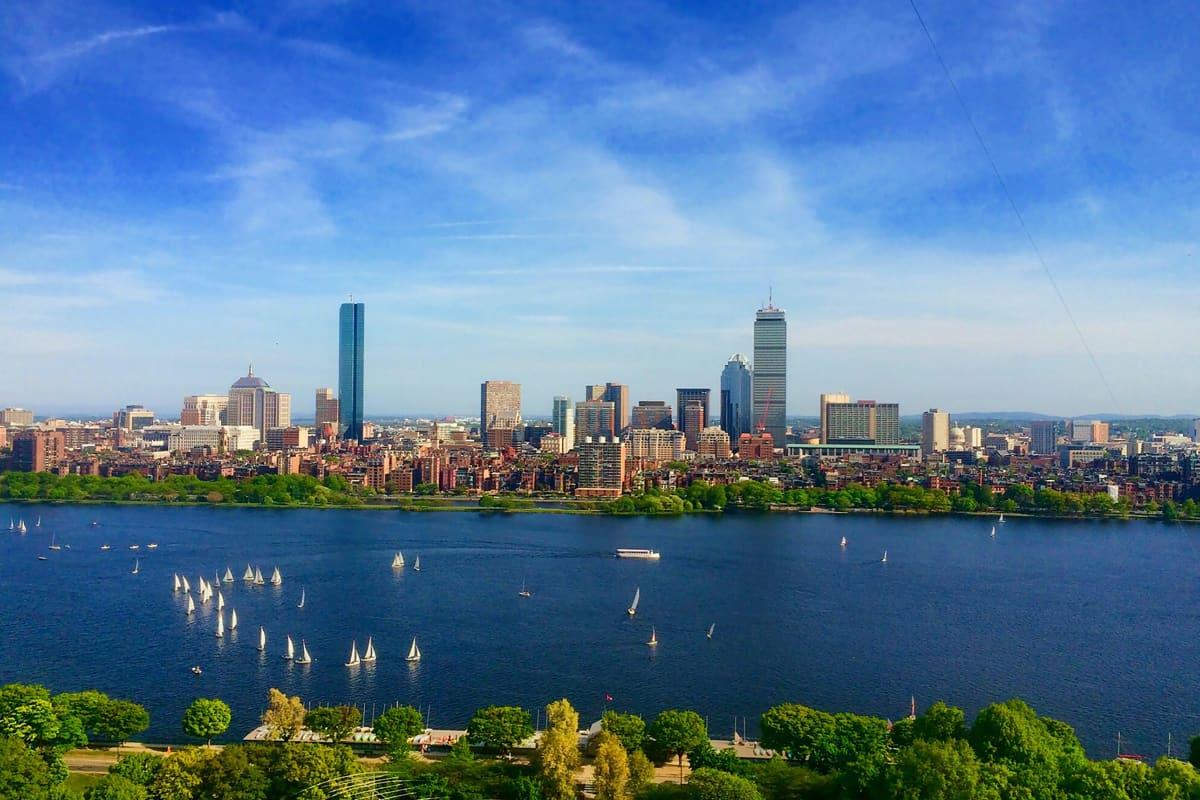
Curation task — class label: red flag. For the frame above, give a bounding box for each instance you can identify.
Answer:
[605,693,614,702]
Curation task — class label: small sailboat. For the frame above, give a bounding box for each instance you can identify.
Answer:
[405,637,421,662]
[647,627,658,647]
[173,573,181,592]
[990,525,996,538]
[413,556,421,572]
[297,589,305,609]
[129,544,139,550]
[147,542,157,550]
[627,587,640,616]
[35,516,41,528]
[999,513,1006,524]
[392,552,404,569]
[840,536,847,548]
[7,518,11,531]
[363,637,376,663]
[229,609,238,630]
[243,564,254,582]
[283,635,295,661]
[186,595,196,615]
[181,575,190,593]
[254,566,265,585]
[296,640,312,665]
[270,566,282,586]
[881,550,888,564]
[223,567,234,583]
[214,570,221,588]
[131,559,140,575]
[48,533,60,551]
[519,578,532,598]
[258,627,266,651]
[706,623,715,640]
[215,611,225,638]
[345,641,361,667]
[216,590,225,611]
[17,519,26,534]
[100,543,111,551]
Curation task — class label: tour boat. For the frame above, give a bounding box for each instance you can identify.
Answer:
[100,544,111,551]
[519,579,532,598]
[881,550,888,564]
[243,565,254,582]
[297,588,305,609]
[283,635,295,661]
[254,567,265,585]
[186,595,195,615]
[840,536,847,548]
[392,552,404,569]
[48,533,60,551]
[707,623,715,640]
[627,587,640,616]
[215,611,225,638]
[230,609,238,630]
[147,543,157,550]
[647,627,658,647]
[616,548,661,559]
[131,559,140,575]
[413,556,421,572]
[270,566,282,586]
[258,627,266,651]
[406,637,422,662]
[173,574,181,592]
[216,590,225,611]
[363,637,376,663]
[345,641,361,667]
[223,567,234,583]
[296,641,312,665]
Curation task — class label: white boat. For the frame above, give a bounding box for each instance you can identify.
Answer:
[131,559,140,575]
[254,567,265,585]
[258,627,267,651]
[100,544,111,551]
[191,666,202,676]
[392,552,404,569]
[519,579,532,598]
[214,571,221,588]
[345,641,361,667]
[405,637,421,662]
[363,637,376,663]
[181,575,190,593]
[881,550,888,564]
[296,640,312,665]
[297,589,305,609]
[270,567,282,586]
[48,533,60,551]
[35,516,40,528]
[243,565,254,582]
[216,591,225,611]
[17,520,26,534]
[413,556,421,572]
[129,544,139,550]
[36,554,47,561]
[147,543,157,550]
[627,587,640,616]
[283,635,295,660]
[186,595,195,615]
[647,627,658,647]
[230,609,238,630]
[990,525,996,538]
[999,513,1006,524]
[173,574,181,592]
[616,548,661,559]
[840,536,847,548]
[707,623,715,640]
[215,610,225,638]
[223,567,234,583]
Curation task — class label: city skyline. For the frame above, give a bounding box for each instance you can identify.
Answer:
[2,3,1199,415]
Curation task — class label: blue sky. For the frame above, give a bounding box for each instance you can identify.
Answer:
[2,0,1197,418]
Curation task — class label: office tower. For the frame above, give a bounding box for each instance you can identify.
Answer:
[576,437,625,497]
[720,354,753,441]
[584,385,606,402]
[697,426,732,459]
[921,409,950,456]
[315,388,340,434]
[753,301,787,448]
[585,383,629,431]
[823,399,900,445]
[480,380,521,447]
[1030,420,1057,454]
[181,395,228,426]
[0,408,34,426]
[626,429,685,461]
[676,388,711,449]
[11,430,65,472]
[631,401,673,430]
[552,396,576,450]
[113,405,156,431]
[227,365,291,441]
[338,302,365,441]
[575,400,615,442]
[819,393,852,443]
[1069,419,1110,444]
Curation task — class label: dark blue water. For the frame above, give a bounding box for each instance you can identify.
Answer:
[1,503,1197,756]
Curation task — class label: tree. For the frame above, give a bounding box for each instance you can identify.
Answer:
[879,739,980,799]
[466,706,533,755]
[150,748,213,800]
[685,768,762,800]
[196,745,269,800]
[687,741,752,778]
[594,731,631,800]
[181,698,231,745]
[304,705,362,744]
[0,736,54,799]
[1190,735,1200,771]
[93,700,149,744]
[373,705,425,757]
[82,775,147,800]
[912,702,965,742]
[602,711,646,753]
[648,710,707,782]
[628,750,656,795]
[968,699,1082,769]
[537,699,581,800]
[108,753,162,787]
[260,689,306,742]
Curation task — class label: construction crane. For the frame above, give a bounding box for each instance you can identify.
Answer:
[756,386,774,434]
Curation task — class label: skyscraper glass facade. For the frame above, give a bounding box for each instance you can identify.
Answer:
[753,305,786,447]
[338,302,365,441]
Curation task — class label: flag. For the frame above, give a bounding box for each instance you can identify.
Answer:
[605,693,614,702]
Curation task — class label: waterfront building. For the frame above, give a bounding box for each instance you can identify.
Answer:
[315,388,340,437]
[0,407,34,426]
[1030,420,1058,454]
[626,428,685,461]
[921,409,950,456]
[338,302,365,441]
[11,430,65,472]
[181,395,228,426]
[720,354,753,441]
[575,400,615,442]
[480,380,521,447]
[631,401,673,430]
[676,388,711,449]
[226,366,291,441]
[823,399,900,445]
[113,404,155,431]
[576,436,625,498]
[697,426,732,459]
[551,396,575,450]
[753,301,787,448]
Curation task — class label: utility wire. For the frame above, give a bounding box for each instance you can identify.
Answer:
[906,0,1121,413]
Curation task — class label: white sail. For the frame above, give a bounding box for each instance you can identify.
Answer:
[186,595,196,615]
[406,637,421,662]
[223,567,234,583]
[990,526,996,538]
[345,641,360,666]
[392,553,403,569]
[230,609,238,629]
[270,566,282,586]
[647,627,658,646]
[214,571,221,588]
[840,536,847,547]
[999,513,1005,523]
[397,551,405,567]
[627,587,640,616]
[707,623,715,639]
[173,574,181,592]
[215,610,225,638]
[284,635,294,660]
[131,559,139,574]
[297,589,305,609]
[413,556,421,571]
[217,591,225,611]
[297,641,312,664]
[36,516,40,527]
[254,567,264,585]
[363,636,376,663]
[881,550,888,563]
[258,627,267,651]
[243,564,254,581]
[182,576,191,593]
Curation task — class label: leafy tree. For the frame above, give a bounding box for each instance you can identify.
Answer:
[0,736,54,799]
[1151,757,1200,798]
[93,700,149,744]
[149,748,213,800]
[602,711,646,753]
[449,735,476,762]
[687,741,752,778]
[647,710,707,782]
[261,689,306,742]
[628,749,656,795]
[912,702,966,742]
[259,743,361,797]
[467,706,533,755]
[82,774,147,800]
[373,705,425,757]
[593,731,631,800]
[537,699,581,800]
[968,698,1082,769]
[879,738,980,799]
[196,745,269,800]
[181,698,231,745]
[304,705,362,744]
[108,752,162,787]
[686,768,762,800]
[511,775,544,800]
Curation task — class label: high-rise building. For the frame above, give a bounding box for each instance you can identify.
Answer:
[181,395,228,426]
[1069,419,1110,444]
[227,366,291,441]
[720,354,753,442]
[576,436,625,498]
[1030,420,1058,454]
[631,401,673,430]
[753,301,787,448]
[552,396,575,451]
[921,409,950,456]
[823,399,900,445]
[315,388,340,436]
[0,408,34,426]
[1192,419,1200,443]
[583,385,606,402]
[480,380,521,447]
[626,428,685,462]
[575,400,615,442]
[586,383,629,432]
[11,430,65,472]
[676,388,711,448]
[697,426,732,459]
[113,405,156,431]
[819,393,851,443]
[338,302,365,441]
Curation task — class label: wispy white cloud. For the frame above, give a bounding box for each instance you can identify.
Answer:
[34,24,182,62]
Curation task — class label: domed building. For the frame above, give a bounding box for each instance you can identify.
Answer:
[226,365,291,443]
[949,426,966,451]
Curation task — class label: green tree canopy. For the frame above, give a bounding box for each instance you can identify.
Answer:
[912,702,966,743]
[593,730,631,800]
[647,710,708,780]
[879,738,980,800]
[0,736,54,800]
[304,705,362,744]
[537,699,581,800]
[686,768,762,800]
[82,774,148,800]
[373,705,425,756]
[181,698,231,745]
[602,711,647,753]
[466,706,533,754]
[260,688,306,742]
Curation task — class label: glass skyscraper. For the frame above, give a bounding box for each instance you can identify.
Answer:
[720,353,753,441]
[753,302,786,448]
[338,302,365,441]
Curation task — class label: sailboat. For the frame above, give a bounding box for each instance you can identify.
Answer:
[48,533,60,551]
[270,566,282,586]
[413,556,421,572]
[840,536,847,548]
[283,635,295,660]
[214,571,222,589]
[296,640,312,665]
[243,565,254,582]
[881,550,888,564]
[217,591,225,611]
[215,610,225,638]
[297,589,306,609]
[223,567,234,583]
[173,574,181,592]
[392,552,404,569]
[7,518,11,531]
[181,575,191,593]
[647,627,658,647]
[186,595,196,615]
[363,637,376,663]
[627,587,640,616]
[519,579,532,598]
[100,543,111,551]
[999,513,1006,524]
[230,609,238,630]
[35,516,40,528]
[707,623,715,640]
[17,519,26,534]
[258,627,267,651]
[406,637,421,662]
[345,641,361,667]
[254,567,265,585]
[990,525,996,538]
[131,559,140,574]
